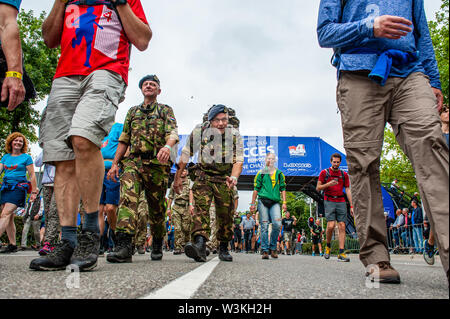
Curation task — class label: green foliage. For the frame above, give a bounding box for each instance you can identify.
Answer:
[429,0,449,104]
[0,9,60,158]
[285,192,315,233]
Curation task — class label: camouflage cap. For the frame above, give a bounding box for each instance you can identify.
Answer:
[208,104,228,121]
[139,75,160,88]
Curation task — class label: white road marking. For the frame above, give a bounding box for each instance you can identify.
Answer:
[141,257,220,299]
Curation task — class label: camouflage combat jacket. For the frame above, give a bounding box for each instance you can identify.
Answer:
[182,122,244,177]
[119,101,179,166]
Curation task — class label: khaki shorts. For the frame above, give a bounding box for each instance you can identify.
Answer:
[39,69,126,164]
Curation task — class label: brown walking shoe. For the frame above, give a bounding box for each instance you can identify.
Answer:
[366,261,401,284]
[262,251,269,259]
[270,250,278,259]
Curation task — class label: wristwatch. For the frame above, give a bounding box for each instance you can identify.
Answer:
[113,0,127,7]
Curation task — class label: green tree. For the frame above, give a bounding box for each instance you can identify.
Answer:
[429,0,449,104]
[285,192,315,233]
[0,10,60,157]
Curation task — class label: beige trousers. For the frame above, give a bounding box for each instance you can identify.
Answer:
[337,71,449,277]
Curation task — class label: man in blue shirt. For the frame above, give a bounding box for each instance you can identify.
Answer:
[0,0,25,110]
[317,0,449,285]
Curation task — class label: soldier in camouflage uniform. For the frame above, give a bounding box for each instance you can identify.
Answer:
[106,75,179,263]
[174,104,244,262]
[167,167,192,255]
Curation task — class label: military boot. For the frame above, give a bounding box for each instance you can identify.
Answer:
[184,235,207,262]
[106,232,133,263]
[151,238,163,260]
[218,242,233,262]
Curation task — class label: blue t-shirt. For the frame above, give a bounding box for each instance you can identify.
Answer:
[1,153,33,182]
[101,123,123,170]
[0,0,21,11]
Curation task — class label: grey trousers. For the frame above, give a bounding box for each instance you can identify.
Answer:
[337,71,449,276]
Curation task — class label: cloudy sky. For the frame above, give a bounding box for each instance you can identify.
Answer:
[21,0,443,211]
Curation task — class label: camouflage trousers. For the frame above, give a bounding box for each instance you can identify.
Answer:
[116,159,170,239]
[134,190,149,247]
[42,185,60,245]
[172,203,191,250]
[206,201,218,250]
[191,179,234,243]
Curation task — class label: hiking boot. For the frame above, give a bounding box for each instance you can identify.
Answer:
[29,240,74,271]
[262,251,269,259]
[423,239,436,266]
[70,231,100,271]
[107,232,133,263]
[137,245,145,255]
[337,252,350,262]
[324,246,331,259]
[0,244,17,254]
[270,250,278,259]
[185,235,207,262]
[218,242,232,262]
[151,238,163,260]
[39,242,54,256]
[366,261,401,284]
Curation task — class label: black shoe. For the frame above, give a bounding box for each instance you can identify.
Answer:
[29,240,74,271]
[0,244,17,254]
[218,242,233,262]
[151,238,163,261]
[99,247,105,256]
[212,249,217,254]
[107,232,133,263]
[173,249,182,255]
[70,231,100,271]
[185,235,207,262]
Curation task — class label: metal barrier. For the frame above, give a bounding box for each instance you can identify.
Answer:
[342,223,427,254]
[387,223,426,254]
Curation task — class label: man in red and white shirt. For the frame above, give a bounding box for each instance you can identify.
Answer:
[317,153,353,262]
[31,0,151,272]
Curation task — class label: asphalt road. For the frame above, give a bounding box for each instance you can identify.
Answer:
[0,250,447,300]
